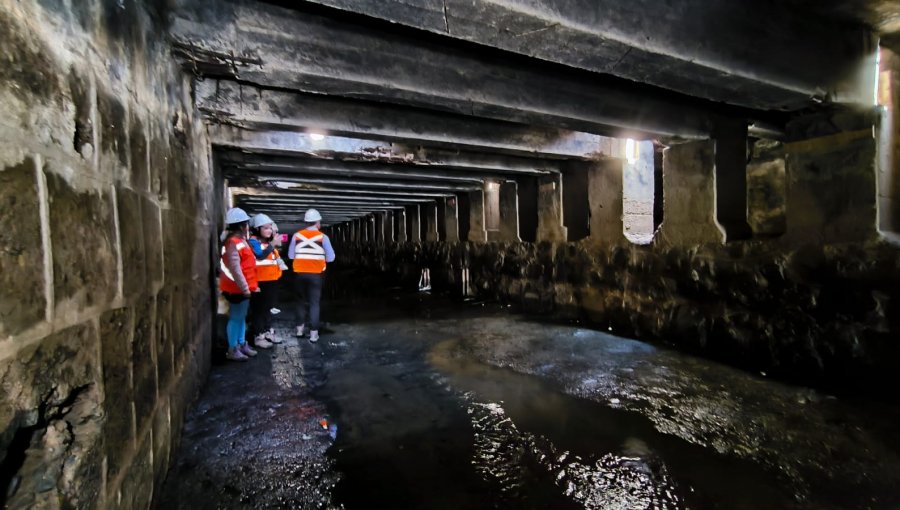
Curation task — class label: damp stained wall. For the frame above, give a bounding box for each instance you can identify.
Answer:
[0,1,216,507]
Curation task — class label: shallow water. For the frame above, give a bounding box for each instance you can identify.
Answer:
[159,272,900,509]
[310,325,798,510]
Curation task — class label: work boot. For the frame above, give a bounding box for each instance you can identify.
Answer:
[296,325,305,337]
[226,348,248,362]
[266,328,283,344]
[239,343,258,357]
[254,334,273,349]
[309,330,319,343]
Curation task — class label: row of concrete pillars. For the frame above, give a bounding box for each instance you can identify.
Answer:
[328,128,884,248]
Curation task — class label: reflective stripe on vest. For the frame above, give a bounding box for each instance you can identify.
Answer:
[220,239,259,293]
[293,230,327,273]
[254,241,283,282]
[219,241,247,283]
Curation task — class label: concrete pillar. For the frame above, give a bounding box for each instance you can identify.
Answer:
[443,196,460,242]
[489,180,519,242]
[587,159,626,246]
[562,163,590,241]
[536,173,567,243]
[423,202,439,242]
[878,48,900,233]
[747,140,787,237]
[366,215,376,243]
[383,211,394,244]
[714,118,753,241]
[456,192,471,241]
[394,209,407,242]
[784,129,878,244]
[467,189,487,242]
[657,140,726,246]
[516,176,538,243]
[406,204,421,242]
[374,212,384,244]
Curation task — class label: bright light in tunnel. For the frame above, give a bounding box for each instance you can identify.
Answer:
[309,133,325,141]
[625,139,639,164]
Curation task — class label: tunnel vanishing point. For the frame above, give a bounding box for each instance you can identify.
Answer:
[1,0,900,508]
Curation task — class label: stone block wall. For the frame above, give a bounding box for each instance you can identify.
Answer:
[0,1,215,508]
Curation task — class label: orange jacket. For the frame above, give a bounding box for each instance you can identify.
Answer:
[254,240,283,282]
[219,236,259,294]
[292,228,327,274]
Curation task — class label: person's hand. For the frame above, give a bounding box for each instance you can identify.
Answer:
[243,291,251,298]
[253,288,261,293]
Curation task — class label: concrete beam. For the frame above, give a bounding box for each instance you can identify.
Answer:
[219,152,489,185]
[173,3,724,138]
[210,125,564,174]
[226,172,480,192]
[656,141,726,247]
[293,0,873,110]
[230,188,438,202]
[197,80,613,158]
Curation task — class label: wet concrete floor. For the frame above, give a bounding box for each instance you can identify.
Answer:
[157,270,900,509]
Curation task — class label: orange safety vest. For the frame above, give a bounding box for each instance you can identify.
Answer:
[219,236,259,294]
[292,228,327,274]
[252,237,283,282]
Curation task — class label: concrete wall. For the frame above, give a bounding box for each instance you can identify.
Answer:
[0,1,215,508]
[333,128,900,397]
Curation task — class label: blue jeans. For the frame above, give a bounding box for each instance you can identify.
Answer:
[227,298,250,349]
[295,272,324,330]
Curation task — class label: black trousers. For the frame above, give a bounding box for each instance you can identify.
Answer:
[294,272,324,331]
[249,280,279,337]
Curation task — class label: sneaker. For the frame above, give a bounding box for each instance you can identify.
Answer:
[254,335,273,349]
[309,330,319,343]
[296,325,305,337]
[226,348,249,362]
[239,343,258,357]
[266,328,283,344]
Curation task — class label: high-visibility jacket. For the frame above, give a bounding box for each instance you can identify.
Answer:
[292,228,327,274]
[253,238,283,282]
[219,236,259,294]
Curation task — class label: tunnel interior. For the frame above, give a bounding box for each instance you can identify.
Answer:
[1,0,900,508]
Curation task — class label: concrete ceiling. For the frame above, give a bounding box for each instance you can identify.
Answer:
[171,0,887,231]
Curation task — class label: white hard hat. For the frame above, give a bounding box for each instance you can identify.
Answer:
[304,208,322,222]
[225,207,251,225]
[251,213,274,228]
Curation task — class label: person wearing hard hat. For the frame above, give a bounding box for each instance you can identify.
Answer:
[288,208,335,343]
[220,207,260,361]
[248,213,285,349]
